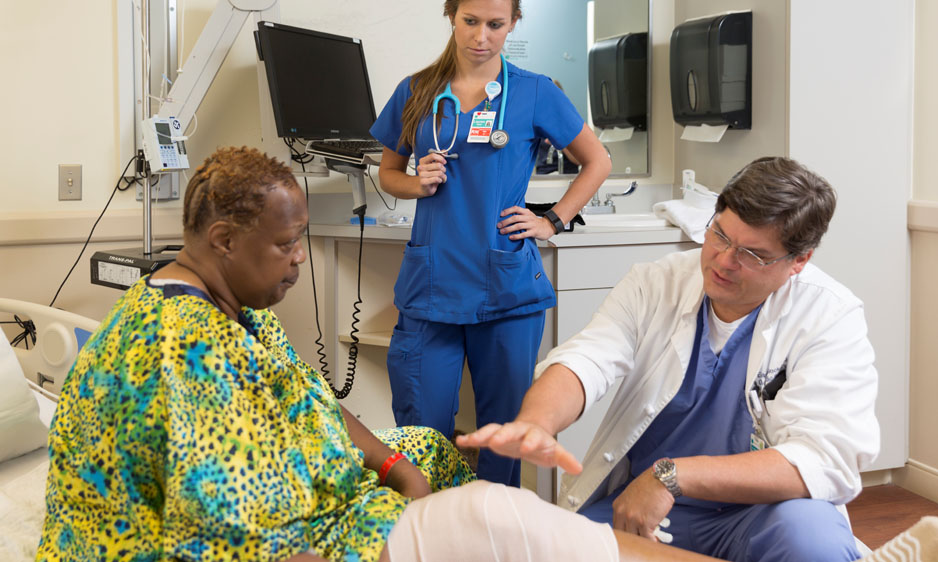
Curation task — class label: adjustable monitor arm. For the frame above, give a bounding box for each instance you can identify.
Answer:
[157,0,279,134]
[140,0,281,256]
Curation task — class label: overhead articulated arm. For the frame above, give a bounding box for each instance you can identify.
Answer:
[157,0,279,136]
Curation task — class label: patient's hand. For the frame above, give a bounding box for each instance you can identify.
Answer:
[456,422,583,475]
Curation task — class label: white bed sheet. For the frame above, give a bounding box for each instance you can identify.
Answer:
[0,388,54,561]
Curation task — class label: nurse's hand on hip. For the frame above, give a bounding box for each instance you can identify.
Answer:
[497,206,556,241]
[415,152,449,197]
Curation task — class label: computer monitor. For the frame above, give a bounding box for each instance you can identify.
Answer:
[255,21,377,140]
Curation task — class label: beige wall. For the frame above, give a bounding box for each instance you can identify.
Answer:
[0,0,669,353]
[896,0,938,500]
[671,0,788,190]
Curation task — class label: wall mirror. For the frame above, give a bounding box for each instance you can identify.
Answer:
[505,0,651,178]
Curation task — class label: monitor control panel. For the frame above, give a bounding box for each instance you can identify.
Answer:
[140,116,189,173]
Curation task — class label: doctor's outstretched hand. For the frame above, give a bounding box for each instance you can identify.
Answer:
[497,206,557,241]
[455,421,583,475]
[415,152,448,197]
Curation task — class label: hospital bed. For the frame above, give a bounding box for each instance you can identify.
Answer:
[0,298,98,561]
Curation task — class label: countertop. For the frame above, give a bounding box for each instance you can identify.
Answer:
[307,221,693,248]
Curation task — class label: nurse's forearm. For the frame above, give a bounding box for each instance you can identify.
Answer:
[377,166,426,199]
[550,124,611,224]
[515,363,586,435]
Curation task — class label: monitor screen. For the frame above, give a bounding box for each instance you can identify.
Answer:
[255,21,377,140]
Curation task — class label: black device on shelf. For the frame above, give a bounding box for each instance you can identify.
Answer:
[90,246,181,290]
[670,11,752,130]
[588,32,648,131]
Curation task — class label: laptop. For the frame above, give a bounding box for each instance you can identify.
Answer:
[255,22,385,165]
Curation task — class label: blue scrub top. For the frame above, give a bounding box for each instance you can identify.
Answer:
[627,298,762,509]
[371,62,583,324]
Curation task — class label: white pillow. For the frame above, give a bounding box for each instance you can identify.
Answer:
[0,335,48,462]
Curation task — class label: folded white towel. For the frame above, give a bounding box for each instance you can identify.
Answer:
[653,184,718,243]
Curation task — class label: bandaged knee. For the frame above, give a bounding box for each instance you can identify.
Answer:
[387,480,618,562]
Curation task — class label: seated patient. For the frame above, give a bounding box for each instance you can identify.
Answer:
[36,146,727,562]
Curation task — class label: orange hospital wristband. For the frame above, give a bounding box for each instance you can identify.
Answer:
[378,452,407,485]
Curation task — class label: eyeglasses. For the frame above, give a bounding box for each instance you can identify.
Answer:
[703,216,793,271]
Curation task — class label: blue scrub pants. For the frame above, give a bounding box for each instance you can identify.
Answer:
[578,483,861,561]
[386,311,545,487]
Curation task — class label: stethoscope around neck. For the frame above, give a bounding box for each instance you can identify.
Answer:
[431,54,509,158]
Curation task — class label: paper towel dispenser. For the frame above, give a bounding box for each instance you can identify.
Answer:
[670,11,751,129]
[589,32,647,131]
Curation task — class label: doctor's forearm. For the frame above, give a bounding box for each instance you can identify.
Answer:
[674,449,810,504]
[515,364,586,434]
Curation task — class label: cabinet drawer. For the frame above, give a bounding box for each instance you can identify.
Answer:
[554,242,696,290]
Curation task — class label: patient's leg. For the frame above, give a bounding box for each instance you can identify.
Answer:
[384,480,717,561]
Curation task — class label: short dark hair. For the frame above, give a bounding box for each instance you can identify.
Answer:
[182,146,299,235]
[715,156,836,256]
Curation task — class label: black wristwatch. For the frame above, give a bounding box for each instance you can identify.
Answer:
[543,209,565,234]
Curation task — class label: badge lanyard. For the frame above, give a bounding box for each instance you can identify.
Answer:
[430,54,510,158]
[489,54,509,149]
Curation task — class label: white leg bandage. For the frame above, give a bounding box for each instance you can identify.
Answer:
[387,480,618,562]
[861,516,938,562]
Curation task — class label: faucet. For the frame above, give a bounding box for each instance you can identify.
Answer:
[606,181,638,203]
[583,181,637,214]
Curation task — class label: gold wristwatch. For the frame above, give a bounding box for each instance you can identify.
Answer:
[653,457,683,498]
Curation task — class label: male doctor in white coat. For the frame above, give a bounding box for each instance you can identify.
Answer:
[459,156,880,562]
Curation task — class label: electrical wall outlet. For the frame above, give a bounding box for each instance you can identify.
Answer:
[58,164,82,201]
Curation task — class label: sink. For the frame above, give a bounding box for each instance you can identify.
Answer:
[581,212,670,229]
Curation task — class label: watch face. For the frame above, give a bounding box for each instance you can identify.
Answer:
[655,458,675,476]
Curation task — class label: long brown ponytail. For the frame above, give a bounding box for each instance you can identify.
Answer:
[397,0,521,152]
[398,35,459,152]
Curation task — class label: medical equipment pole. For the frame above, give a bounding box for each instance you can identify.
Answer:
[141,0,154,256]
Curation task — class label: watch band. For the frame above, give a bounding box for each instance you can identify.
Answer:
[653,458,683,498]
[543,209,565,234]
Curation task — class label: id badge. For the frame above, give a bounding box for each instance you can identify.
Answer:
[467,111,496,143]
[750,432,767,451]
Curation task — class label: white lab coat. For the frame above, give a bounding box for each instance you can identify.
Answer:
[536,249,880,512]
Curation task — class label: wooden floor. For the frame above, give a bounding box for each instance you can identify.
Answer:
[847,484,938,549]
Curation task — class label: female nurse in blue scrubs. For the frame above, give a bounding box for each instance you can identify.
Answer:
[370,0,611,486]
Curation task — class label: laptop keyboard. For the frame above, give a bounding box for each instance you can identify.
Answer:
[308,139,385,157]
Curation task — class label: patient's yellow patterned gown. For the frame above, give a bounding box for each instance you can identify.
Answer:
[36,279,474,562]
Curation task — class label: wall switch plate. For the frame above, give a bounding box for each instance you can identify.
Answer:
[135,172,180,201]
[58,164,82,201]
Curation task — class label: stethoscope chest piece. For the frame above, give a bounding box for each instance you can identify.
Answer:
[490,130,509,149]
